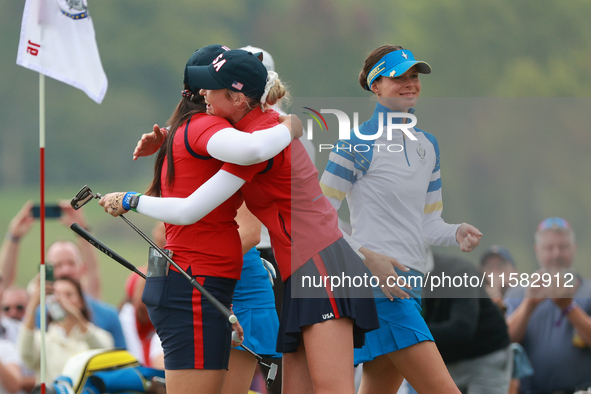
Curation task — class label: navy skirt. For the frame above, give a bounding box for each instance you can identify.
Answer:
[278,238,380,353]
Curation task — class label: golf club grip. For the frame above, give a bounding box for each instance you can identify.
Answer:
[118,215,237,324]
[70,223,146,279]
[185,277,238,323]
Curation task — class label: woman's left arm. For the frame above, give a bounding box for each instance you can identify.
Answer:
[422,140,481,250]
[99,170,246,224]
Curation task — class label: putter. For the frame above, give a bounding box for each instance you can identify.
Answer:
[71,223,146,279]
[70,222,276,383]
[231,331,278,387]
[70,185,237,324]
[240,347,278,387]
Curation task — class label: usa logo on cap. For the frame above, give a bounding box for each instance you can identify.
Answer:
[232,81,243,90]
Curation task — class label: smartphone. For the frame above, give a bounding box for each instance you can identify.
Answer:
[45,264,54,282]
[32,204,62,219]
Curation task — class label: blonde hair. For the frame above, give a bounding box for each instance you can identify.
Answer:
[228,77,290,112]
[262,77,290,112]
[263,78,288,107]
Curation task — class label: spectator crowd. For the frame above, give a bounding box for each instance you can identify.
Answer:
[1,198,590,394]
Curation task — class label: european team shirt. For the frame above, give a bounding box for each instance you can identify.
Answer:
[320,103,459,274]
[162,113,243,279]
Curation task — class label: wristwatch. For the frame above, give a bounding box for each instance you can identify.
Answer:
[129,193,141,211]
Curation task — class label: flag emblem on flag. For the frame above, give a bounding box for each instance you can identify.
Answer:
[231,81,243,90]
[58,0,88,19]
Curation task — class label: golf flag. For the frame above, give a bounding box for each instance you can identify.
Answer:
[17,0,108,104]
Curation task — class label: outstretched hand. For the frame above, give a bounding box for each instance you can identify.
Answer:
[359,246,411,301]
[8,201,35,239]
[456,223,482,252]
[279,114,303,140]
[98,192,128,217]
[133,124,167,160]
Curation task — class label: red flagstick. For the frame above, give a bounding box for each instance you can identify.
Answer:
[39,73,47,394]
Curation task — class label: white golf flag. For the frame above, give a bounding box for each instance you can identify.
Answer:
[17,0,107,104]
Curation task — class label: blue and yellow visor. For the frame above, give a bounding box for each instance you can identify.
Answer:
[366,49,432,90]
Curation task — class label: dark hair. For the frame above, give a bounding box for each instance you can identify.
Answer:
[49,277,91,324]
[145,87,206,196]
[359,45,404,91]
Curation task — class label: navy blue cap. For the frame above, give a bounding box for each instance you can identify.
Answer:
[185,49,268,99]
[183,45,231,94]
[480,245,515,266]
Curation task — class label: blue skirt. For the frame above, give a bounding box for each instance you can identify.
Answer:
[354,268,433,365]
[232,248,281,358]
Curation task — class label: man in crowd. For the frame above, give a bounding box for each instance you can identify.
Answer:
[1,286,28,322]
[0,269,23,394]
[0,271,21,344]
[0,201,126,349]
[1,270,34,394]
[505,217,591,392]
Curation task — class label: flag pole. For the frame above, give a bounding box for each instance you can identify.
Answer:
[17,1,108,386]
[39,72,47,393]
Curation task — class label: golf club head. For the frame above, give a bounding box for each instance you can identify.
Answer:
[71,185,100,210]
[266,363,278,387]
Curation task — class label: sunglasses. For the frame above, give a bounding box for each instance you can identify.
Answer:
[3,305,25,312]
[537,217,571,231]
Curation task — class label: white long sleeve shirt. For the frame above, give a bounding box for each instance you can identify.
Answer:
[17,323,114,382]
[320,103,459,274]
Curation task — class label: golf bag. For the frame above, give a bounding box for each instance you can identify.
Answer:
[31,349,165,394]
